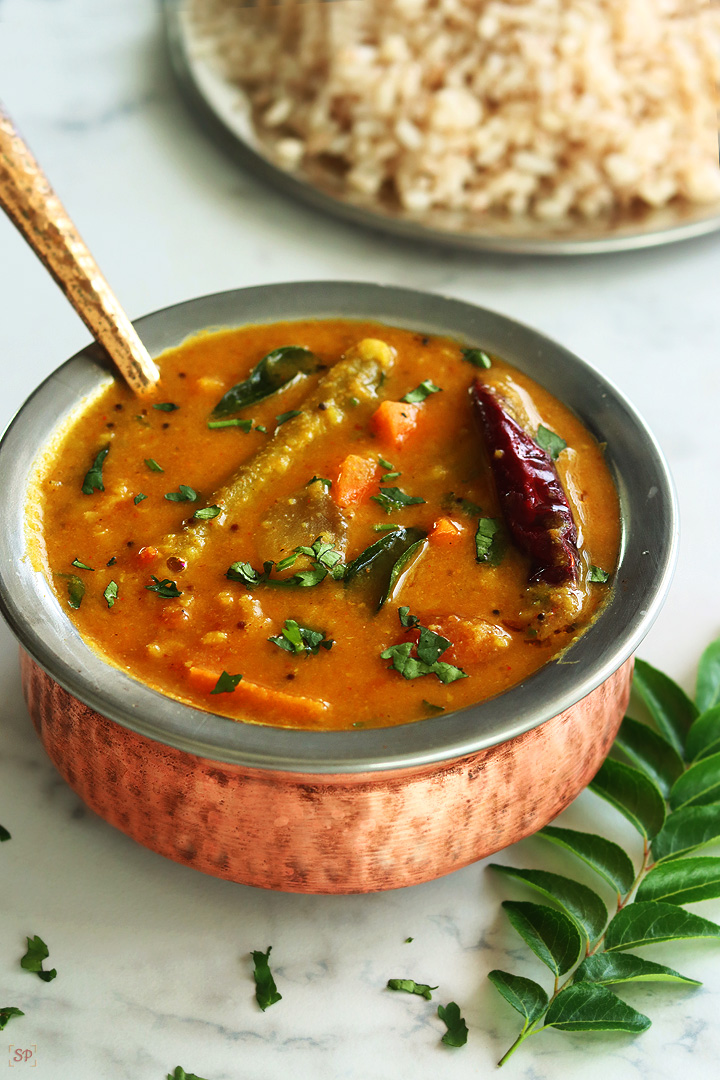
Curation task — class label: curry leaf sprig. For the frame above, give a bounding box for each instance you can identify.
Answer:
[490,639,720,1066]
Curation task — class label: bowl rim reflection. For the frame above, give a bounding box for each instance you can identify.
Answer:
[0,282,678,774]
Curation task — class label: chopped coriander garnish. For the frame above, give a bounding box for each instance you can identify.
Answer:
[373,523,402,532]
[387,978,438,1000]
[153,402,179,412]
[382,608,467,684]
[146,576,182,598]
[210,671,242,694]
[438,1001,468,1047]
[81,445,109,495]
[71,558,94,571]
[165,485,198,503]
[252,946,282,1011]
[106,556,117,567]
[207,418,253,432]
[536,424,567,460]
[348,396,360,407]
[103,580,118,608]
[275,409,302,427]
[382,471,401,482]
[134,414,150,427]
[134,493,148,505]
[307,476,332,491]
[193,505,221,520]
[441,493,482,517]
[0,1006,24,1031]
[144,458,164,472]
[0,824,11,841]
[20,935,56,982]
[589,565,610,583]
[462,347,492,369]
[56,573,85,610]
[475,518,504,565]
[269,619,333,656]
[423,700,446,714]
[404,937,414,944]
[371,486,426,514]
[254,424,268,434]
[227,537,345,590]
[378,456,395,470]
[401,380,442,404]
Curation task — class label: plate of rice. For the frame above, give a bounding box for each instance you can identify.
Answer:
[165,0,720,255]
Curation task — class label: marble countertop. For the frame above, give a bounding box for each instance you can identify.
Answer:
[1,2,720,1077]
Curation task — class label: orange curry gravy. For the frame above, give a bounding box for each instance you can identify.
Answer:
[30,320,620,730]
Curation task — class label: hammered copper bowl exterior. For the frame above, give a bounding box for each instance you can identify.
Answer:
[22,650,632,893]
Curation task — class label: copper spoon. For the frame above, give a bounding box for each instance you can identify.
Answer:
[0,103,160,396]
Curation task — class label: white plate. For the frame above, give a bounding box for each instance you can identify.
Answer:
[164,0,720,256]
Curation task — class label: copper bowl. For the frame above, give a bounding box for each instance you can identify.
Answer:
[0,283,677,893]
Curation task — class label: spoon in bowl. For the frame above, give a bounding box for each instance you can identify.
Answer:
[0,102,160,396]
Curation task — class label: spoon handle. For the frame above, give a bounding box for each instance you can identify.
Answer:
[0,104,160,396]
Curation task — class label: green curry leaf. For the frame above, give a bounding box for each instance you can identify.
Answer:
[212,346,318,418]
[251,946,282,1011]
[81,445,109,495]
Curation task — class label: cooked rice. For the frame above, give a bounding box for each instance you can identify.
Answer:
[190,0,720,221]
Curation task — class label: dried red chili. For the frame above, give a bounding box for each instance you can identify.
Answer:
[470,380,580,586]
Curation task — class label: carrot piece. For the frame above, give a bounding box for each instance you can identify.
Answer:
[136,545,159,565]
[187,667,330,724]
[333,454,379,508]
[370,400,421,447]
[429,517,464,546]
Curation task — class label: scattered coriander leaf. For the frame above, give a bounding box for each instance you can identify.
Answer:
[487,970,549,1026]
[371,486,426,514]
[544,983,650,1033]
[589,757,666,840]
[632,657,698,757]
[423,700,446,714]
[489,865,608,945]
[211,671,243,695]
[405,937,414,944]
[307,476,332,490]
[589,566,610,583]
[696,639,720,713]
[153,402,179,412]
[475,517,504,565]
[207,418,253,431]
[0,825,10,841]
[669,751,720,812]
[538,826,635,896]
[398,607,419,628]
[165,484,198,503]
[255,424,267,433]
[227,561,268,588]
[604,901,720,951]
[252,946,282,1011]
[636,856,720,906]
[401,380,442,404]
[574,952,701,987]
[71,558,94,571]
[373,523,401,532]
[275,409,301,427]
[56,573,85,610]
[134,413,150,427]
[20,935,56,982]
[652,804,720,863]
[686,705,720,762]
[212,346,318,418]
[387,978,437,1000]
[81,445,109,495]
[381,642,466,685]
[615,716,684,798]
[501,901,582,977]
[535,425,567,460]
[268,619,333,656]
[145,458,164,472]
[461,347,492,369]
[441,493,482,517]
[193,505,221,520]
[378,456,395,470]
[106,556,117,566]
[437,1001,468,1047]
[103,580,118,608]
[134,493,148,505]
[382,471,401,482]
[146,576,182,599]
[0,1007,24,1031]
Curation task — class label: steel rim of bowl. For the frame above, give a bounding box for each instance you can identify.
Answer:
[0,282,678,773]
[164,0,720,257]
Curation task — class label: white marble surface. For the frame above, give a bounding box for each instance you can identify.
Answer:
[1,2,720,1077]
